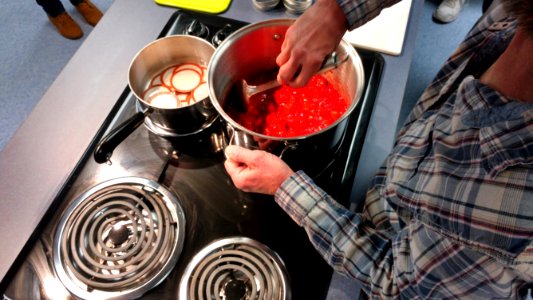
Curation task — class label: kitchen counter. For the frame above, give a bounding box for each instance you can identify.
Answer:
[0,0,423,296]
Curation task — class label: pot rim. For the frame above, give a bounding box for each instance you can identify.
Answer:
[207,19,365,141]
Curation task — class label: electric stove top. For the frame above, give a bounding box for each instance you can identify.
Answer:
[2,10,383,300]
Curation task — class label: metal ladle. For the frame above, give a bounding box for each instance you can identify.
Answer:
[241,50,350,106]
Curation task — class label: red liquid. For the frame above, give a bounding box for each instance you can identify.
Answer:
[230,75,348,138]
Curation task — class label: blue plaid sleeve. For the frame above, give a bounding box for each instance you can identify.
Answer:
[335,0,401,30]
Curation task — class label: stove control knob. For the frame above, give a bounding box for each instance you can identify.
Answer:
[184,20,209,39]
[212,24,233,47]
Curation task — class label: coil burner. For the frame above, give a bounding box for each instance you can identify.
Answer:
[179,237,291,300]
[52,177,186,300]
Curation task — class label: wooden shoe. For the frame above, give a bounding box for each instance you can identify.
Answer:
[48,12,83,40]
[76,0,103,26]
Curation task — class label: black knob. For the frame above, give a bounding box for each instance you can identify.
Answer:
[184,20,209,39]
[212,24,233,47]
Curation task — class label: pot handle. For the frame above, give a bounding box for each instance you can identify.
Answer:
[279,141,298,158]
[226,124,259,150]
[93,109,151,164]
[225,124,298,158]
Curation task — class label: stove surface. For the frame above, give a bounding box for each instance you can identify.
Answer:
[2,10,383,300]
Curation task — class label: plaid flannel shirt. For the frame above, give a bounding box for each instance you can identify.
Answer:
[336,0,401,29]
[275,3,533,299]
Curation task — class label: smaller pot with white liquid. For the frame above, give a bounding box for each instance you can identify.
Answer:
[94,35,216,163]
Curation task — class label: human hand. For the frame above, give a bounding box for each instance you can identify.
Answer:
[224,145,295,195]
[276,0,348,87]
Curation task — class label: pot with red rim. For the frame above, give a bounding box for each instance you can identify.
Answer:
[94,35,216,164]
[207,19,365,157]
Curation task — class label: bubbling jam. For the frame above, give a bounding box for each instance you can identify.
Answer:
[228,74,349,138]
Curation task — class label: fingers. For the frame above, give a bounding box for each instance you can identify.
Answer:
[277,57,301,86]
[223,155,245,174]
[288,62,317,87]
[224,146,261,193]
[225,145,256,166]
[276,36,328,87]
[224,146,250,189]
[277,55,323,88]
[276,42,290,68]
[223,158,246,189]
[223,145,295,195]
[274,0,348,88]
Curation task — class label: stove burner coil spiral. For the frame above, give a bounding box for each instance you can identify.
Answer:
[52,177,186,300]
[179,237,291,300]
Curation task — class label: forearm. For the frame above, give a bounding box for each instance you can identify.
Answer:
[275,171,400,296]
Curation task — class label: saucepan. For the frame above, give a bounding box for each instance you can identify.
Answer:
[207,19,365,156]
[94,35,216,164]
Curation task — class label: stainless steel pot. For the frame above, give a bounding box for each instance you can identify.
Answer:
[94,35,216,163]
[207,19,365,156]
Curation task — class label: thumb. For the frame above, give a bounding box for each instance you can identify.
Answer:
[225,145,255,165]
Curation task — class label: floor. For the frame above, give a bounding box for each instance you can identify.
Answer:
[0,0,481,148]
[399,0,483,130]
[0,0,114,151]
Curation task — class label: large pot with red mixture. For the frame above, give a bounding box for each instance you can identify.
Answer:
[207,19,365,157]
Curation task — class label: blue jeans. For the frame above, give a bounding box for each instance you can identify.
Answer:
[36,0,84,17]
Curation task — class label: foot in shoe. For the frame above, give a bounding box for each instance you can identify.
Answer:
[76,0,103,26]
[48,12,83,40]
[433,0,466,23]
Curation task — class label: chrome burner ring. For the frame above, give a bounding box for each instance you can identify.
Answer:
[179,237,291,300]
[53,177,186,300]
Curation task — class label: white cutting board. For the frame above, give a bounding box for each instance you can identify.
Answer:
[343,0,412,56]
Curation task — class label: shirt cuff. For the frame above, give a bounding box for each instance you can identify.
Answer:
[335,0,358,29]
[335,0,402,30]
[274,170,328,227]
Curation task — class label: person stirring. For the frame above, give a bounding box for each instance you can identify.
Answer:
[224,0,533,298]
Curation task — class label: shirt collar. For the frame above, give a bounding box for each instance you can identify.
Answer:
[460,78,533,177]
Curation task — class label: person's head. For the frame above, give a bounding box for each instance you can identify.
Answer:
[503,0,533,36]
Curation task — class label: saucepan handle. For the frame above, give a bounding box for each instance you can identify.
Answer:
[93,109,151,164]
[224,124,298,158]
[279,141,298,158]
[226,124,259,150]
